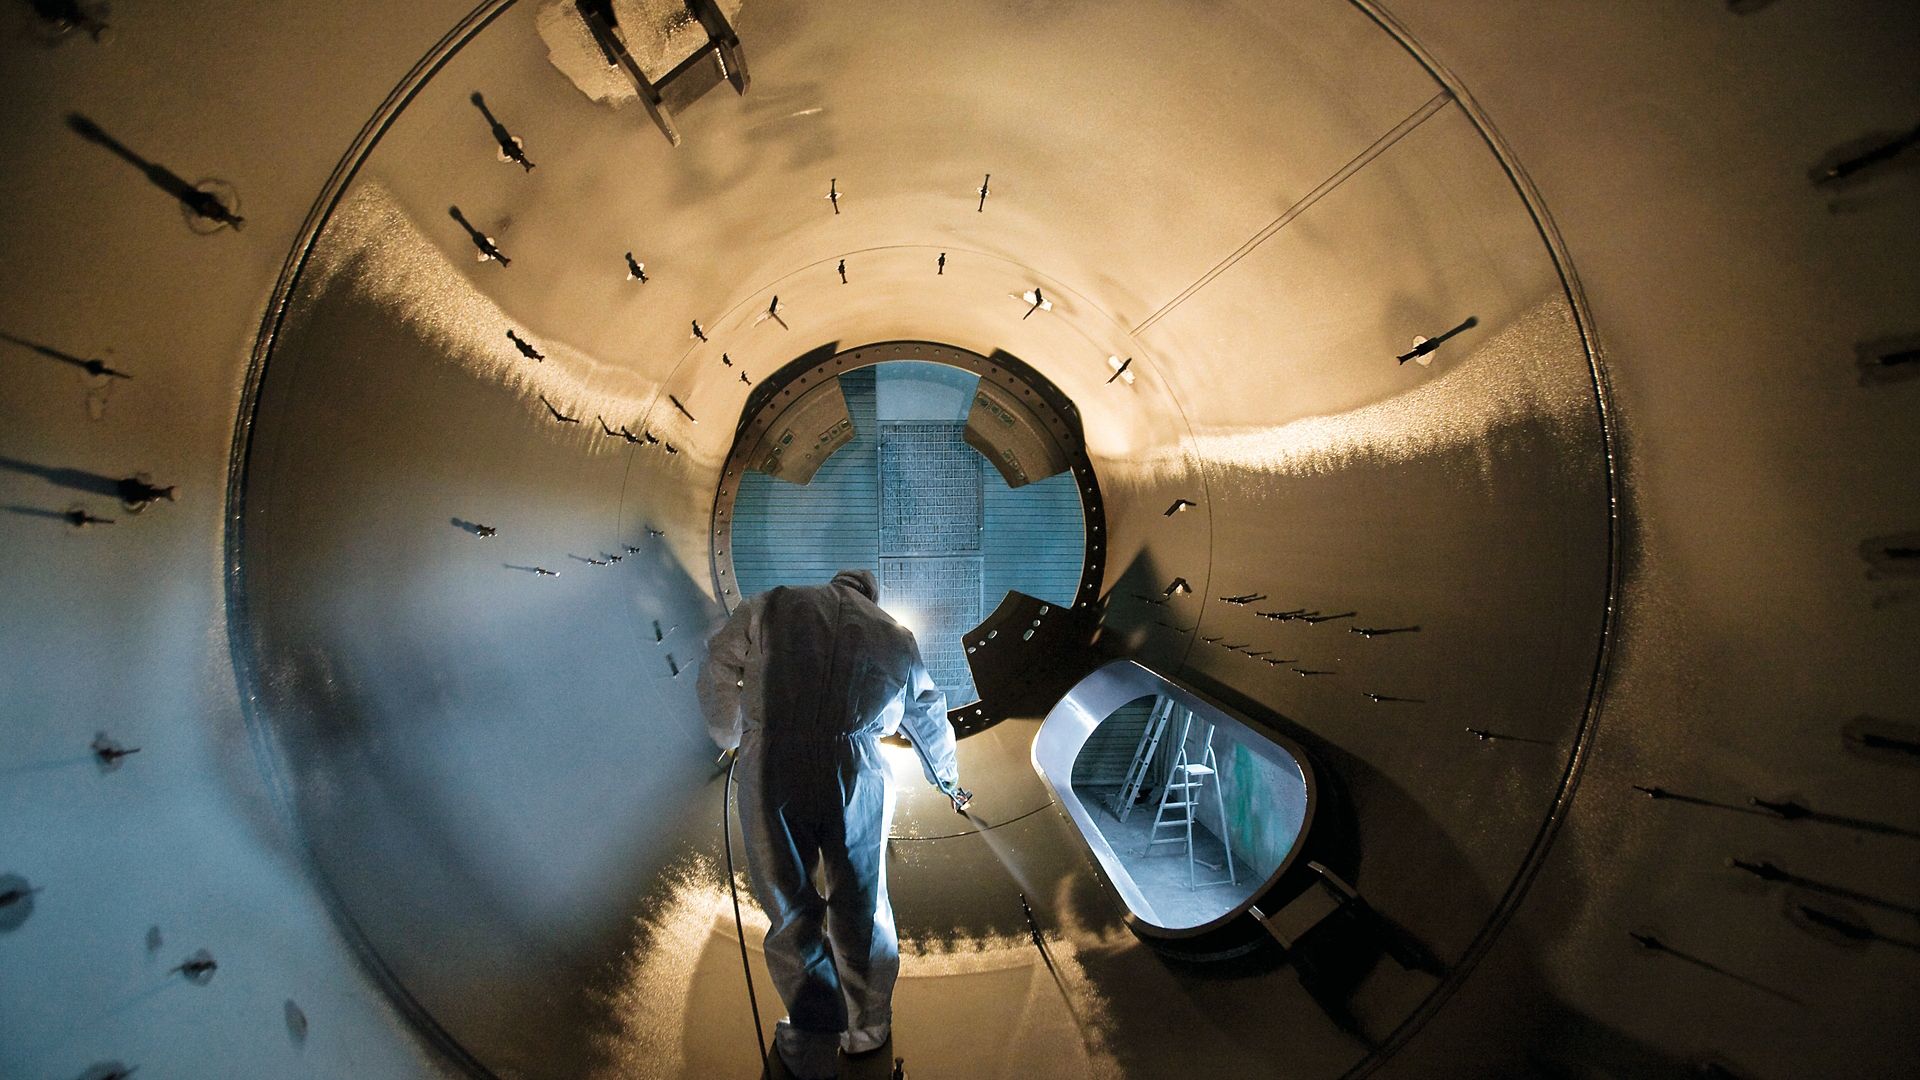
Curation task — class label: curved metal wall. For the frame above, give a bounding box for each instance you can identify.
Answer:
[223,3,1612,1076]
[3,2,1914,1079]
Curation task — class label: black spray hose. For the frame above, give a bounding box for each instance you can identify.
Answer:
[1016,890,1100,1064]
[723,753,769,1068]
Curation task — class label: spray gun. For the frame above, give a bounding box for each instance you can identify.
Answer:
[945,782,975,815]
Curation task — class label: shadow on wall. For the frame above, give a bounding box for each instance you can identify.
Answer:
[0,456,155,503]
[234,261,730,1078]
[1378,873,1743,1080]
[1167,666,1673,1073]
[0,456,177,528]
[1079,395,1615,1061]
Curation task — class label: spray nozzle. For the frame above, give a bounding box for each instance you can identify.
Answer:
[947,784,974,814]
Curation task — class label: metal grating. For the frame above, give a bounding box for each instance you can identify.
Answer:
[880,556,981,703]
[731,367,1084,708]
[879,422,982,554]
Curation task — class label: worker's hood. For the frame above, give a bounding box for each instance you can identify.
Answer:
[830,568,879,602]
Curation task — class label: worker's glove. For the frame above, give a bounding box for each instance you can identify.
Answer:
[946,785,974,814]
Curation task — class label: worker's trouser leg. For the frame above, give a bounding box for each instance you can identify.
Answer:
[737,742,898,1078]
[823,767,898,1053]
[737,766,840,1077]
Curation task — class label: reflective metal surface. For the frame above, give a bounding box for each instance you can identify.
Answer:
[6,1,1916,1079]
[219,0,1614,1072]
[1033,660,1316,935]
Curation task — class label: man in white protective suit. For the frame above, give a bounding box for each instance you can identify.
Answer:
[698,569,968,1079]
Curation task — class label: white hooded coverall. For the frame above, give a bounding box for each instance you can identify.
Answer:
[698,569,959,1079]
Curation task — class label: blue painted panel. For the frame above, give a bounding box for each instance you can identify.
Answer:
[984,469,1084,607]
[733,367,880,592]
[874,360,978,421]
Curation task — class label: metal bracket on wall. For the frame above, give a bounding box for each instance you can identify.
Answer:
[575,0,750,148]
[686,0,750,93]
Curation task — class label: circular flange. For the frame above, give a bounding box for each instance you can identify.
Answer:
[708,340,1108,734]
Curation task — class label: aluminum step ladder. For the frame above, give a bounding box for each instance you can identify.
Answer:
[1112,697,1177,822]
[1144,718,1238,890]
